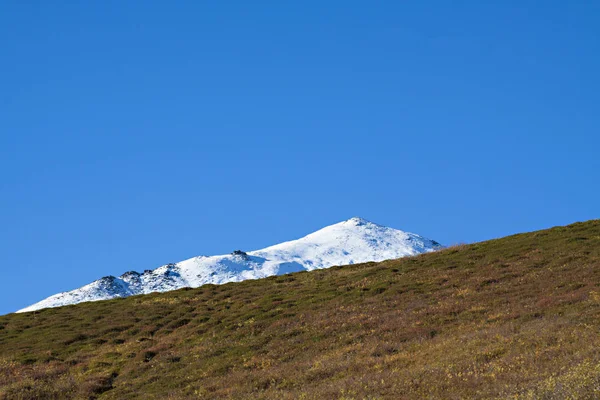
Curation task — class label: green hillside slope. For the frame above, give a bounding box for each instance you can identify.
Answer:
[1,220,600,399]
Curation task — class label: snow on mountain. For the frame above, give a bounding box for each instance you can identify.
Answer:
[17,217,442,313]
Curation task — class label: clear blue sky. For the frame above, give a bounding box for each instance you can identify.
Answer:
[1,1,598,315]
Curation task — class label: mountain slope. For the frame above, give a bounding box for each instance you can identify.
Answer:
[1,220,599,399]
[18,217,441,313]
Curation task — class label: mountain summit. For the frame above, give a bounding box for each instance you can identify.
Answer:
[17,218,442,313]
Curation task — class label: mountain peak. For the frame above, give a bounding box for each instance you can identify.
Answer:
[17,219,442,313]
[344,216,372,226]
[317,217,387,232]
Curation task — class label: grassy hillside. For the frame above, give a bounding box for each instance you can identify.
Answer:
[1,220,600,399]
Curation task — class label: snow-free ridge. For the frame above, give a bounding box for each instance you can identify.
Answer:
[17,217,442,313]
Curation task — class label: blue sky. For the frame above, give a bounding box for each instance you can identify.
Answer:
[1,1,599,315]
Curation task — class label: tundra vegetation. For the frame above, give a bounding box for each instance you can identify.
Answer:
[1,220,600,399]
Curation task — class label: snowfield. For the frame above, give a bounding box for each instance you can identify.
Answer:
[17,217,442,313]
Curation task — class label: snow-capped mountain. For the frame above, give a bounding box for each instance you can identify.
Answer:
[17,217,442,313]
